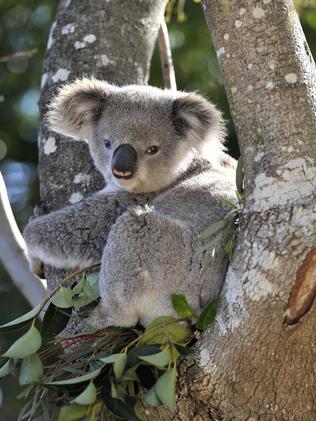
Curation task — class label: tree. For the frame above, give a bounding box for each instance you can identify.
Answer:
[144,1,316,419]
[3,0,316,419]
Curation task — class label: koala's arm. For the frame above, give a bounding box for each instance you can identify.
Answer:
[23,191,144,271]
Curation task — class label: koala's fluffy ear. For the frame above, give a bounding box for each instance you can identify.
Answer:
[171,92,225,145]
[47,78,111,140]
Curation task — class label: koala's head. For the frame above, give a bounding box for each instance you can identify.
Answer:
[47,78,225,193]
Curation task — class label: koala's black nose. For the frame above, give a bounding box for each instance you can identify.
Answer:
[112,144,137,179]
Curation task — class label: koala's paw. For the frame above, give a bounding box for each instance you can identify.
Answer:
[85,305,108,329]
[29,257,44,277]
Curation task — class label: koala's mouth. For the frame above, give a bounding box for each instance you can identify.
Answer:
[112,168,133,180]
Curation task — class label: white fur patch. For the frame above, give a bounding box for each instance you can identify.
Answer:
[69,192,83,203]
[74,173,91,184]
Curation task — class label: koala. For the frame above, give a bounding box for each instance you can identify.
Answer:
[24,78,236,328]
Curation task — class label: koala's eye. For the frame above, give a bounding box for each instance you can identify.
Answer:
[104,139,111,149]
[146,145,159,155]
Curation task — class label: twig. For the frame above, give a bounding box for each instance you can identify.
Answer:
[0,172,47,307]
[159,20,177,91]
[0,48,38,63]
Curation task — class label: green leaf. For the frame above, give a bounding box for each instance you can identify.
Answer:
[144,384,161,407]
[141,317,192,345]
[196,297,220,330]
[19,353,43,385]
[71,277,86,295]
[220,197,238,209]
[51,287,74,308]
[126,345,161,368]
[86,272,99,289]
[99,353,127,379]
[0,302,43,330]
[155,366,177,411]
[121,367,139,382]
[102,386,140,421]
[171,294,197,319]
[0,360,11,378]
[196,219,226,242]
[58,404,89,421]
[73,381,97,405]
[3,325,42,358]
[73,274,100,309]
[48,366,103,385]
[41,302,72,338]
[139,349,170,368]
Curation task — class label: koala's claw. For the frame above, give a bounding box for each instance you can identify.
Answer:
[30,258,44,277]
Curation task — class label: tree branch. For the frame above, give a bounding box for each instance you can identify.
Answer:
[0,172,47,307]
[159,19,177,90]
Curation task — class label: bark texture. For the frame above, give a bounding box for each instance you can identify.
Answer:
[37,0,167,291]
[142,1,316,420]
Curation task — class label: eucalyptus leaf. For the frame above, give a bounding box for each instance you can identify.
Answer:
[99,353,127,379]
[3,325,42,358]
[139,349,170,368]
[73,381,97,405]
[0,360,11,378]
[41,303,72,338]
[51,287,74,309]
[155,366,177,411]
[196,297,220,330]
[58,404,89,421]
[0,302,43,330]
[220,197,238,209]
[48,366,103,385]
[102,386,140,421]
[196,219,226,242]
[121,367,139,382]
[71,277,86,295]
[126,345,161,368]
[19,353,43,385]
[171,294,197,319]
[144,384,161,407]
[141,317,192,345]
[86,272,99,288]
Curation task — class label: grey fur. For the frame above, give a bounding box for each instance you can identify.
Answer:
[24,78,236,327]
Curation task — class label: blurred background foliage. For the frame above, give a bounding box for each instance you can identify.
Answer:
[0,0,315,419]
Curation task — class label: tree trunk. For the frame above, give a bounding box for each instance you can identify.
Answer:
[37,0,167,293]
[142,1,316,420]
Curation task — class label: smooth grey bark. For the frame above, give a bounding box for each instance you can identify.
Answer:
[0,173,47,307]
[37,0,167,293]
[142,1,316,420]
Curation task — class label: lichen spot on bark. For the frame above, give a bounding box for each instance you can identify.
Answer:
[285,73,298,84]
[44,137,57,155]
[51,68,70,83]
[252,7,265,19]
